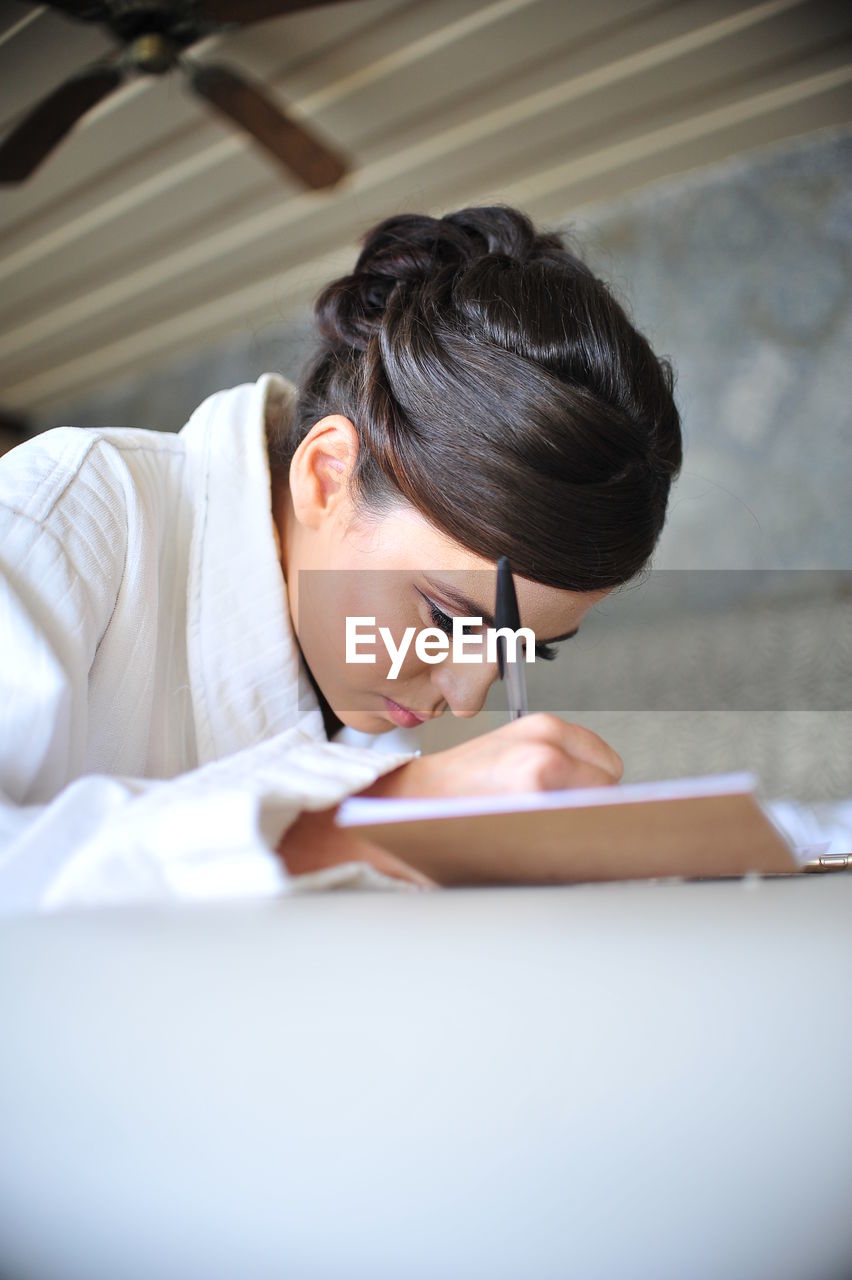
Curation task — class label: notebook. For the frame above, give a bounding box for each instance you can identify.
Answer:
[335,771,814,885]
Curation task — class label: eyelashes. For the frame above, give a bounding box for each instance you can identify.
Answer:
[531,642,558,662]
[420,593,558,662]
[425,598,454,632]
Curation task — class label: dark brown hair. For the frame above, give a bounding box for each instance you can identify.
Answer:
[269,204,682,591]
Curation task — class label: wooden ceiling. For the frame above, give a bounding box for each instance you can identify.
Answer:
[1,0,850,417]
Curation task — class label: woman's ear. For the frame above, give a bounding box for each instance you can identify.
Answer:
[288,415,359,531]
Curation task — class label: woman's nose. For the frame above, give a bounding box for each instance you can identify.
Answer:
[432,658,499,718]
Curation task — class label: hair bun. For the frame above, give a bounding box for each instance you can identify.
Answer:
[313,206,562,352]
[279,202,683,591]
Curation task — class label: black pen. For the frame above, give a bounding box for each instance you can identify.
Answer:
[495,556,528,720]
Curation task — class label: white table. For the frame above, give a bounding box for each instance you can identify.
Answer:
[1,873,850,1280]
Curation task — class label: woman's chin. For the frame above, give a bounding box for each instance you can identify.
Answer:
[335,707,398,734]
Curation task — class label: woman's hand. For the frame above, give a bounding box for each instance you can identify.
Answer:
[276,715,622,889]
[277,806,440,889]
[361,713,623,801]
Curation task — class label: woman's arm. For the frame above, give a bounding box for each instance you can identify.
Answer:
[275,805,440,888]
[0,464,426,911]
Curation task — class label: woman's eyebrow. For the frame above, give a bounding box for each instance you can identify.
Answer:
[422,575,581,645]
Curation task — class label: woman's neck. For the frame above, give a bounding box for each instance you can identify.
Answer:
[304,662,344,741]
[269,463,342,741]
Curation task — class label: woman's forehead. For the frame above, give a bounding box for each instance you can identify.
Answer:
[357,504,611,622]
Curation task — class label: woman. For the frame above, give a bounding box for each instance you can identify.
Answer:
[0,204,682,911]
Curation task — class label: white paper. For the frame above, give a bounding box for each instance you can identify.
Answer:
[336,770,758,827]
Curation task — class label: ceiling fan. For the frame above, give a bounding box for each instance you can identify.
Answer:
[0,0,360,188]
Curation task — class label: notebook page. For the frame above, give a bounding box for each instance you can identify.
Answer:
[336,770,758,827]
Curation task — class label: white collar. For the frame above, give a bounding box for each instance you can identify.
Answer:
[181,372,325,764]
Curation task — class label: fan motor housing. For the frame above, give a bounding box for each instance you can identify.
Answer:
[127,32,181,73]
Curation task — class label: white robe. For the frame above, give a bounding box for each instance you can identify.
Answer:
[0,372,421,915]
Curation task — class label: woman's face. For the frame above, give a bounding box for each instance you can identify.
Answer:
[272,416,609,734]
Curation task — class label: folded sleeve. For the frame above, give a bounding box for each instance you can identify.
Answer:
[0,732,421,916]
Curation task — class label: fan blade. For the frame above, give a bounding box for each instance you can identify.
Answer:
[0,64,124,183]
[196,0,364,27]
[41,1,112,21]
[188,62,349,190]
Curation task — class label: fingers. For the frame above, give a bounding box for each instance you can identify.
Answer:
[364,846,441,890]
[510,741,620,792]
[278,808,440,889]
[551,756,621,790]
[507,712,624,782]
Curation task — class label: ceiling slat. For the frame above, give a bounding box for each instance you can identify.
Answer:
[3,1,847,368]
[5,55,849,410]
[0,0,674,310]
[2,0,835,322]
[0,0,849,414]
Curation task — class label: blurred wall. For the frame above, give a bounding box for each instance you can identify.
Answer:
[575,121,852,577]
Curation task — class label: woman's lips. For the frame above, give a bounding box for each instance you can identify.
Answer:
[383,696,427,728]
